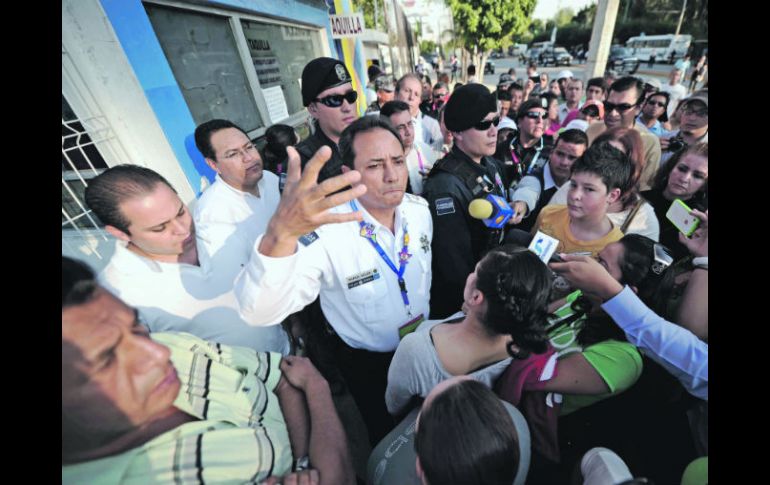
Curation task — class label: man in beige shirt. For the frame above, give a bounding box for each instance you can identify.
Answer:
[586,76,661,190]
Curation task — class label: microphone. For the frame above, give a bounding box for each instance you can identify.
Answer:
[469,196,514,229]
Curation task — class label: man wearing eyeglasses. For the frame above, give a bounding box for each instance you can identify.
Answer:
[422,83,508,319]
[381,100,435,195]
[192,119,280,246]
[586,76,662,191]
[637,91,670,137]
[296,57,360,183]
[660,91,708,166]
[498,98,554,190]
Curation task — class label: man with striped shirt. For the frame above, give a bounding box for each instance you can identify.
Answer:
[62,256,354,484]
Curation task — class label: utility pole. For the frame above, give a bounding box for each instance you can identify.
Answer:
[675,0,688,36]
[585,0,620,79]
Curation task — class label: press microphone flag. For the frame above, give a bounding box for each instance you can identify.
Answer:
[469,195,514,229]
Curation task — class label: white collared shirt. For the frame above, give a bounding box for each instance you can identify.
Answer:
[237,195,433,352]
[405,141,435,195]
[99,225,295,355]
[542,162,558,191]
[194,172,281,246]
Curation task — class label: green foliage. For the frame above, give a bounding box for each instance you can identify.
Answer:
[354,0,385,31]
[447,0,537,54]
[554,7,575,27]
[420,40,438,54]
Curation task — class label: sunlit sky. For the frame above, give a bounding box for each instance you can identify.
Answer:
[533,0,597,20]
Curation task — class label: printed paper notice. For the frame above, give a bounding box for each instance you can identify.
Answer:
[263,86,289,123]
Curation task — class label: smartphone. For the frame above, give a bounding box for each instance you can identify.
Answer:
[666,199,700,237]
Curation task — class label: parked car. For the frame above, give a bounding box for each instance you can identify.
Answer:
[606,46,640,75]
[540,47,573,66]
[484,59,496,74]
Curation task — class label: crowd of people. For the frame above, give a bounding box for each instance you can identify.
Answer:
[63,53,708,485]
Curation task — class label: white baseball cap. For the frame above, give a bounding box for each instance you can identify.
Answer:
[556,70,575,80]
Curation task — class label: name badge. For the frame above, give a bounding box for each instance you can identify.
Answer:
[398,313,425,339]
[346,268,380,289]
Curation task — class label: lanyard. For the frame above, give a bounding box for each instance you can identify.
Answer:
[350,201,413,315]
[509,136,543,175]
[415,145,425,172]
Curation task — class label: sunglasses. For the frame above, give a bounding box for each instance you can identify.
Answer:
[646,100,667,107]
[603,101,638,113]
[315,90,358,108]
[524,111,548,120]
[581,107,600,117]
[473,116,501,130]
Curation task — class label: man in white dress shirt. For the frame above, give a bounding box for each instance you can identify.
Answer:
[193,119,280,245]
[85,146,366,356]
[237,116,433,445]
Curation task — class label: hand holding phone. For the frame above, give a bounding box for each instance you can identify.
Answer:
[666,199,700,237]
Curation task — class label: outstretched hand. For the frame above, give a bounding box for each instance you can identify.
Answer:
[549,253,624,302]
[678,209,708,257]
[260,146,367,257]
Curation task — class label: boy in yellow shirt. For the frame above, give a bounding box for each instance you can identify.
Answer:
[534,142,631,256]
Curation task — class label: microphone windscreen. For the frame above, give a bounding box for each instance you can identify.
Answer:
[469,198,494,220]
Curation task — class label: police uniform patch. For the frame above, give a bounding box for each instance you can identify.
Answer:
[434,197,455,216]
[299,231,320,246]
[335,64,349,81]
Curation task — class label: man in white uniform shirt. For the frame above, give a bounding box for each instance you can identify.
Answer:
[85,147,366,356]
[193,119,280,245]
[237,116,433,445]
[380,100,435,195]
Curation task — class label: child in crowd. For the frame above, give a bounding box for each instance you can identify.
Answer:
[534,142,631,257]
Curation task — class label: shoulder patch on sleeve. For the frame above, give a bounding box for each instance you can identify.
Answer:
[434,197,456,216]
[404,193,429,207]
[298,231,320,246]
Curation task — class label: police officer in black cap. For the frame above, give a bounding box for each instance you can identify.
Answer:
[494,96,554,192]
[422,83,507,319]
[296,57,360,183]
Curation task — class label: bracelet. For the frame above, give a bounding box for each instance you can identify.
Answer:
[691,256,708,270]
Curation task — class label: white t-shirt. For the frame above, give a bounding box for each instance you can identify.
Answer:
[405,141,435,195]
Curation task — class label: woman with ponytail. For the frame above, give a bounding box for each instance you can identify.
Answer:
[384,245,553,417]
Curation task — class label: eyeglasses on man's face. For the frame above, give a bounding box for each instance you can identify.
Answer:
[315,90,358,108]
[473,116,501,131]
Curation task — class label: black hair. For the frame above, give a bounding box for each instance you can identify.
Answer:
[557,128,589,148]
[433,82,448,91]
[508,82,524,93]
[453,82,464,91]
[379,100,411,118]
[587,77,607,92]
[84,165,177,234]
[261,124,297,173]
[474,245,552,358]
[338,116,404,169]
[497,90,512,101]
[62,256,97,309]
[608,76,645,103]
[467,64,476,76]
[570,142,632,194]
[645,91,671,122]
[194,119,250,161]
[415,379,519,485]
[539,91,559,108]
[577,234,676,346]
